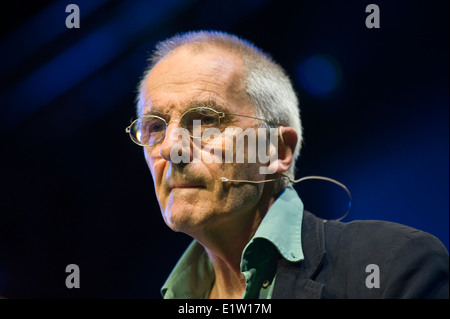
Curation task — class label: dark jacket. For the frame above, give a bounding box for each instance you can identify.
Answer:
[272,211,449,298]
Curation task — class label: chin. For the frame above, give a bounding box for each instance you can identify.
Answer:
[162,201,210,234]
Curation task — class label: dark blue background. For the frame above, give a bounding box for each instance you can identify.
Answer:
[0,0,448,298]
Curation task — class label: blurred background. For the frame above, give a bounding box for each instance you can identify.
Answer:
[0,0,448,298]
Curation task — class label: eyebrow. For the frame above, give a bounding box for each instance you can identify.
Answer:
[185,99,228,113]
[142,108,166,116]
[142,99,229,117]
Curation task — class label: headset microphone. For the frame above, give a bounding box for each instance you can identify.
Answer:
[221,175,352,221]
[220,177,282,184]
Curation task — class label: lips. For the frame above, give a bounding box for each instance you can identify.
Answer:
[170,184,203,189]
[168,180,205,190]
[165,171,206,191]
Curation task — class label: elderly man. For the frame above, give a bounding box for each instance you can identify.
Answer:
[126,31,449,299]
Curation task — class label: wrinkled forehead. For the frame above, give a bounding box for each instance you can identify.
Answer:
[137,45,250,117]
[141,96,229,118]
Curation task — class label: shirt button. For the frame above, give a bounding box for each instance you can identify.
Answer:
[262,280,270,288]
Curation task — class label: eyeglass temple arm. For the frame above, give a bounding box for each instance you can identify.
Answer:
[223,112,268,122]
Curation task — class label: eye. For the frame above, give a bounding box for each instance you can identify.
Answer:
[182,108,220,128]
[195,109,220,126]
[201,115,217,126]
[150,122,165,133]
[142,117,166,133]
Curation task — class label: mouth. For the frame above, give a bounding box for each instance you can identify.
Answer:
[170,185,203,189]
[169,182,205,190]
[166,173,206,191]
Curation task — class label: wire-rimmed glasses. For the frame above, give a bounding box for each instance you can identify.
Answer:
[125,106,270,147]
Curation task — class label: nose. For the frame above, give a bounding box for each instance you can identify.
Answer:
[159,121,192,164]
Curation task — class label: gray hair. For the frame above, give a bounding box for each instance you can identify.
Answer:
[136,30,302,179]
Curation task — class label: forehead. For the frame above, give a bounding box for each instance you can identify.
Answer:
[138,45,251,116]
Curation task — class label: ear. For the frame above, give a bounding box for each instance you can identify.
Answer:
[271,126,298,174]
[263,126,297,175]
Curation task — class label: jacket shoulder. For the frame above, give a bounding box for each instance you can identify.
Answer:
[324,218,447,257]
[319,218,449,298]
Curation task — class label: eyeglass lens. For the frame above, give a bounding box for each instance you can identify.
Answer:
[131,107,222,146]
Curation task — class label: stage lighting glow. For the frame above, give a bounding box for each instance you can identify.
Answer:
[297,54,342,96]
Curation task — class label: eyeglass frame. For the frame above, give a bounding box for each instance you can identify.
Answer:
[125,106,278,147]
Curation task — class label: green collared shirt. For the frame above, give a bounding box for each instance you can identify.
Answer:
[161,186,304,299]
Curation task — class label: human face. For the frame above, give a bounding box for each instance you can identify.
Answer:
[138,45,268,235]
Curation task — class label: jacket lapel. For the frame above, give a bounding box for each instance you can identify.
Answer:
[272,211,326,299]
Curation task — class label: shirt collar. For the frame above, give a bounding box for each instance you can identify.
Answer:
[161,240,214,299]
[161,186,304,298]
[243,186,304,263]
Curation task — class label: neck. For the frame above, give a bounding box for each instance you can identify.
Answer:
[193,186,279,299]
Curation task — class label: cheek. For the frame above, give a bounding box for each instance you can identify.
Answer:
[144,148,162,179]
[144,149,167,201]
[199,133,265,186]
